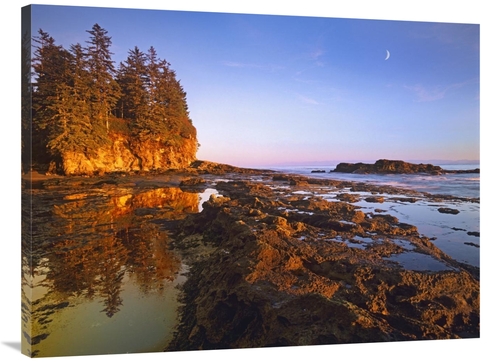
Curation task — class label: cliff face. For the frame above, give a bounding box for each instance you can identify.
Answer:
[60,133,198,176]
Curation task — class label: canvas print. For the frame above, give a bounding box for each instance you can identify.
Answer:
[21,4,480,358]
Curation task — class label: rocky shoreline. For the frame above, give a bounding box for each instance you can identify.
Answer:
[163,162,479,350]
[22,160,479,351]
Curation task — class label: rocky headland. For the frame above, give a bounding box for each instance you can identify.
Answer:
[330,159,479,175]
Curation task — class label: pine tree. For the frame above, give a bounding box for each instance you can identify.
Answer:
[69,43,92,107]
[45,43,107,156]
[116,46,148,125]
[85,24,121,133]
[142,46,170,137]
[162,69,196,141]
[128,46,196,143]
[32,29,72,164]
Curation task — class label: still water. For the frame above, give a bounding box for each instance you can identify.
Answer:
[22,177,214,357]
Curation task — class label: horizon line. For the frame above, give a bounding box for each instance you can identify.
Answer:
[205,158,480,169]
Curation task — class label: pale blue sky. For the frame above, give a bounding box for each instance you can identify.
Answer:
[28,4,479,167]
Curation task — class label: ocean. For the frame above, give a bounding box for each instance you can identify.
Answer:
[269,163,480,199]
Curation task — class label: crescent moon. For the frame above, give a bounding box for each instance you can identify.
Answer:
[385,50,390,60]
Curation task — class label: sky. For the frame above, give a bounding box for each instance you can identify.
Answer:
[26,4,480,168]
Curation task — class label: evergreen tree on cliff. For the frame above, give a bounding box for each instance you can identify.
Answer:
[85,24,121,134]
[141,46,171,138]
[32,29,71,166]
[162,68,194,141]
[116,46,196,144]
[44,43,108,157]
[142,46,195,143]
[116,46,149,126]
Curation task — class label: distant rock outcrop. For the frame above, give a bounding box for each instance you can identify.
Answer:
[331,159,479,175]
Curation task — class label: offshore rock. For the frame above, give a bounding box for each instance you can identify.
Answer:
[332,159,479,175]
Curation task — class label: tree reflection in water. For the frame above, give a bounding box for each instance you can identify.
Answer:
[22,183,199,356]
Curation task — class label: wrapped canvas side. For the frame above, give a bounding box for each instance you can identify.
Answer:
[21,5,34,357]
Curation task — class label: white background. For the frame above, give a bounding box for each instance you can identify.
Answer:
[2,1,497,361]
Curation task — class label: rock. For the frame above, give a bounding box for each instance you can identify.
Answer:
[445,168,480,174]
[331,159,479,175]
[248,209,264,217]
[208,194,231,205]
[392,197,419,203]
[438,207,460,215]
[332,159,443,174]
[166,174,479,351]
[365,196,385,203]
[290,179,309,186]
[60,134,198,176]
[180,177,207,188]
[336,193,361,203]
[189,160,273,175]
